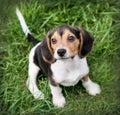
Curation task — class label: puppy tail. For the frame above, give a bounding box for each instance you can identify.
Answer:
[16,8,39,46]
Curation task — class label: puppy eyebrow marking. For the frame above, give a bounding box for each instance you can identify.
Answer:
[48,30,55,38]
[68,27,80,39]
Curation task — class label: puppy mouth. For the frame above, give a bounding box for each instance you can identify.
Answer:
[57,56,75,60]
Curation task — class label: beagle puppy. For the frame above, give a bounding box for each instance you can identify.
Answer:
[16,8,101,108]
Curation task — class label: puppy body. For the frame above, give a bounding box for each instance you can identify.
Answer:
[51,56,89,86]
[16,8,101,108]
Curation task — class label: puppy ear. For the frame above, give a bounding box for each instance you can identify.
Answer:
[41,32,56,64]
[79,28,94,58]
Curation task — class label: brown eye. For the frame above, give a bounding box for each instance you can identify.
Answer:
[51,38,57,44]
[67,36,75,42]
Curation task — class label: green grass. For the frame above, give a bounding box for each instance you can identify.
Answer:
[0,0,120,114]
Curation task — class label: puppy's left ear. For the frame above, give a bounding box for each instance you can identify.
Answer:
[41,32,56,64]
[79,28,94,58]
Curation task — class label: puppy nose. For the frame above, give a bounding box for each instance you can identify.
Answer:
[57,49,66,57]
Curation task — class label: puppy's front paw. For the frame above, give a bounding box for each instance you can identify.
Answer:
[26,79,44,100]
[53,96,66,108]
[33,91,44,100]
[86,82,101,96]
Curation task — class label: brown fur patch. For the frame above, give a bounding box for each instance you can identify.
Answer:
[82,75,89,82]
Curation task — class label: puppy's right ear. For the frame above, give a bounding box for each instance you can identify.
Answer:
[41,31,56,64]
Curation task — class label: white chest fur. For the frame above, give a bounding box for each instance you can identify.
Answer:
[51,55,89,86]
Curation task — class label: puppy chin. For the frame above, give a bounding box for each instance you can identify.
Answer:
[54,56,68,60]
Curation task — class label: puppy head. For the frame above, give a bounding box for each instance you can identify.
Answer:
[41,25,94,64]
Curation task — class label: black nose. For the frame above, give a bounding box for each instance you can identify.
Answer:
[57,49,66,57]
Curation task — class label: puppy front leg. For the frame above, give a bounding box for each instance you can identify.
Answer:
[49,83,66,108]
[81,75,101,96]
[26,62,44,99]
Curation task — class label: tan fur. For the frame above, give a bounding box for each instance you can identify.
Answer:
[82,75,89,82]
[47,34,54,55]
[78,33,83,56]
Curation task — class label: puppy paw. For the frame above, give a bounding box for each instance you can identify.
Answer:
[86,82,101,96]
[26,79,44,100]
[53,96,66,108]
[33,91,44,100]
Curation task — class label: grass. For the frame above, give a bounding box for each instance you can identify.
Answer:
[0,0,120,114]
